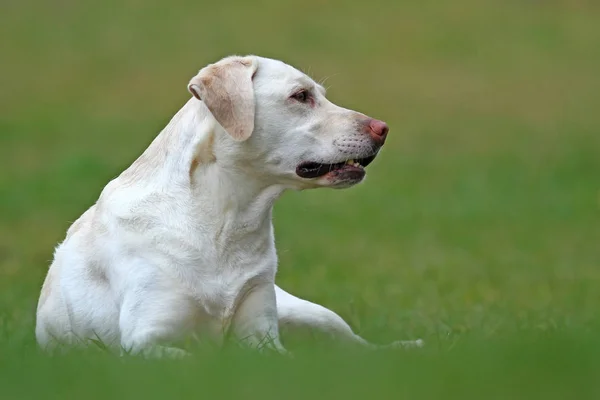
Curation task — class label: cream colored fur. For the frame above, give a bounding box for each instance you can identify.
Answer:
[35,55,422,357]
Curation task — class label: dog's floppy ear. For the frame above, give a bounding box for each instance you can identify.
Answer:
[188,56,258,141]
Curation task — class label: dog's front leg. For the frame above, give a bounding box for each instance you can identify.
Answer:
[118,283,195,359]
[230,282,287,354]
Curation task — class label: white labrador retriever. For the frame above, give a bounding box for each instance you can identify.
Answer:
[36,55,422,357]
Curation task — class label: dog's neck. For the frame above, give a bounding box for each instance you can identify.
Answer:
[147,98,285,238]
[191,164,284,240]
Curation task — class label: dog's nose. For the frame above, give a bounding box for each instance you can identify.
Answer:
[367,119,389,144]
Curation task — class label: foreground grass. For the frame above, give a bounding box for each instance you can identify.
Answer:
[2,334,600,399]
[1,0,599,398]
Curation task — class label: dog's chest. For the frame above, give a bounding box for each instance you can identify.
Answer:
[107,188,278,330]
[154,226,278,320]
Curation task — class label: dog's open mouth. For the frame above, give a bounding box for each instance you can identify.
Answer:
[296,154,377,179]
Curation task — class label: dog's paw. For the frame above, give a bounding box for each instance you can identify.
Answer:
[390,339,424,349]
[257,343,294,358]
[374,339,424,350]
[135,345,191,359]
[162,347,192,359]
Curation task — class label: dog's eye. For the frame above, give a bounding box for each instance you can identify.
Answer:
[291,90,310,103]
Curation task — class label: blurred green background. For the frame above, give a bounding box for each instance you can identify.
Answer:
[1,0,599,398]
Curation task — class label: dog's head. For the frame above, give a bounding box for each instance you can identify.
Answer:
[188,55,388,189]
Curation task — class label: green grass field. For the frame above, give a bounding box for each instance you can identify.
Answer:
[1,0,599,398]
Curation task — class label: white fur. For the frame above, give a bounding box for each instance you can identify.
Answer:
[35,55,422,356]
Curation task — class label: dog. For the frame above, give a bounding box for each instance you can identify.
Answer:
[35,55,422,357]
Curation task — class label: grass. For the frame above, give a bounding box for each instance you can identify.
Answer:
[1,0,599,398]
